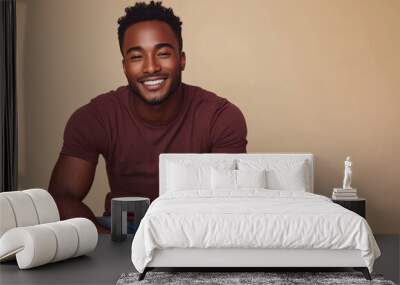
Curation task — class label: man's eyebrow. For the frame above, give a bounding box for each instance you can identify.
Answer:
[155,43,174,50]
[126,46,142,54]
[126,43,175,55]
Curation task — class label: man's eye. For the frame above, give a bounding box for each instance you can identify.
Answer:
[130,55,142,61]
[158,52,171,58]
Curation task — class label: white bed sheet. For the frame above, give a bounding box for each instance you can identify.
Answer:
[131,190,380,273]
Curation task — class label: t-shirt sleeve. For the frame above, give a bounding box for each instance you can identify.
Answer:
[60,103,107,164]
[210,101,248,153]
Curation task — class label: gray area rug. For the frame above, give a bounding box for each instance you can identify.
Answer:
[116,271,396,285]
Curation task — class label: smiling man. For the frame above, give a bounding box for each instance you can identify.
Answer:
[48,1,247,233]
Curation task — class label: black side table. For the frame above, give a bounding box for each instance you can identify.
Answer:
[111,197,150,242]
[332,198,366,218]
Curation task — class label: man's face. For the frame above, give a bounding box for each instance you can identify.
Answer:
[122,20,185,106]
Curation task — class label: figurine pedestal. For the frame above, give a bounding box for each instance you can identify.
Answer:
[333,188,357,192]
[332,188,358,200]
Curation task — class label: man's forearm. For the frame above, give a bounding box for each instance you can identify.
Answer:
[51,193,95,220]
[51,193,108,233]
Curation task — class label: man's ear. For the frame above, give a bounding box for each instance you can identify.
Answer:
[180,51,186,71]
[122,58,127,75]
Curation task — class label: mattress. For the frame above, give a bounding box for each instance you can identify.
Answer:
[131,190,380,273]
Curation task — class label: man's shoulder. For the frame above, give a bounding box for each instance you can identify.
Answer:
[183,84,247,152]
[184,83,223,101]
[67,86,130,125]
[183,83,241,114]
[183,83,229,108]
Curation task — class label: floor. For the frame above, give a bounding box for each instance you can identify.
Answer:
[0,234,398,284]
[374,234,400,284]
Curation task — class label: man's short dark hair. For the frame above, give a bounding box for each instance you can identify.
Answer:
[117,1,183,54]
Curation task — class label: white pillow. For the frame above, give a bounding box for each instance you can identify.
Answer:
[166,160,235,192]
[167,163,209,191]
[211,168,236,190]
[211,169,267,190]
[237,159,309,191]
[237,169,267,188]
[267,164,307,191]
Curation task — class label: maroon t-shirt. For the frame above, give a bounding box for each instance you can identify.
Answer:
[61,83,247,215]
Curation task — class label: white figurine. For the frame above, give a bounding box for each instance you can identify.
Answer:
[342,156,352,189]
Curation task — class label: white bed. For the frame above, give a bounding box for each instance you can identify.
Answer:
[131,153,380,280]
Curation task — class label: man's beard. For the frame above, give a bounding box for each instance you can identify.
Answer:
[137,91,170,106]
[130,73,182,106]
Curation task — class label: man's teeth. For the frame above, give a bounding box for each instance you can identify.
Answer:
[143,79,165,86]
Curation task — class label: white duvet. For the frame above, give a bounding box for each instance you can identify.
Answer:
[131,190,380,273]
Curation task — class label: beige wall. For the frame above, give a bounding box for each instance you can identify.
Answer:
[16,0,400,234]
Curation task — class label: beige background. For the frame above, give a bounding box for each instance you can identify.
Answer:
[16,0,399,234]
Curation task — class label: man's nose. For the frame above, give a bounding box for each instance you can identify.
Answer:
[143,55,161,74]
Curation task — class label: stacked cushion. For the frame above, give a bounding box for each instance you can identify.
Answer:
[0,218,97,269]
[0,196,17,237]
[0,189,97,269]
[0,189,59,237]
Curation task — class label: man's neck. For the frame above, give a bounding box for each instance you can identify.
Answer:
[131,84,184,124]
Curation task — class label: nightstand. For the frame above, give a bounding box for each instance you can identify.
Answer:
[332,198,366,218]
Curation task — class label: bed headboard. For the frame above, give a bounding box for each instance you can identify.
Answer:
[159,153,314,195]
